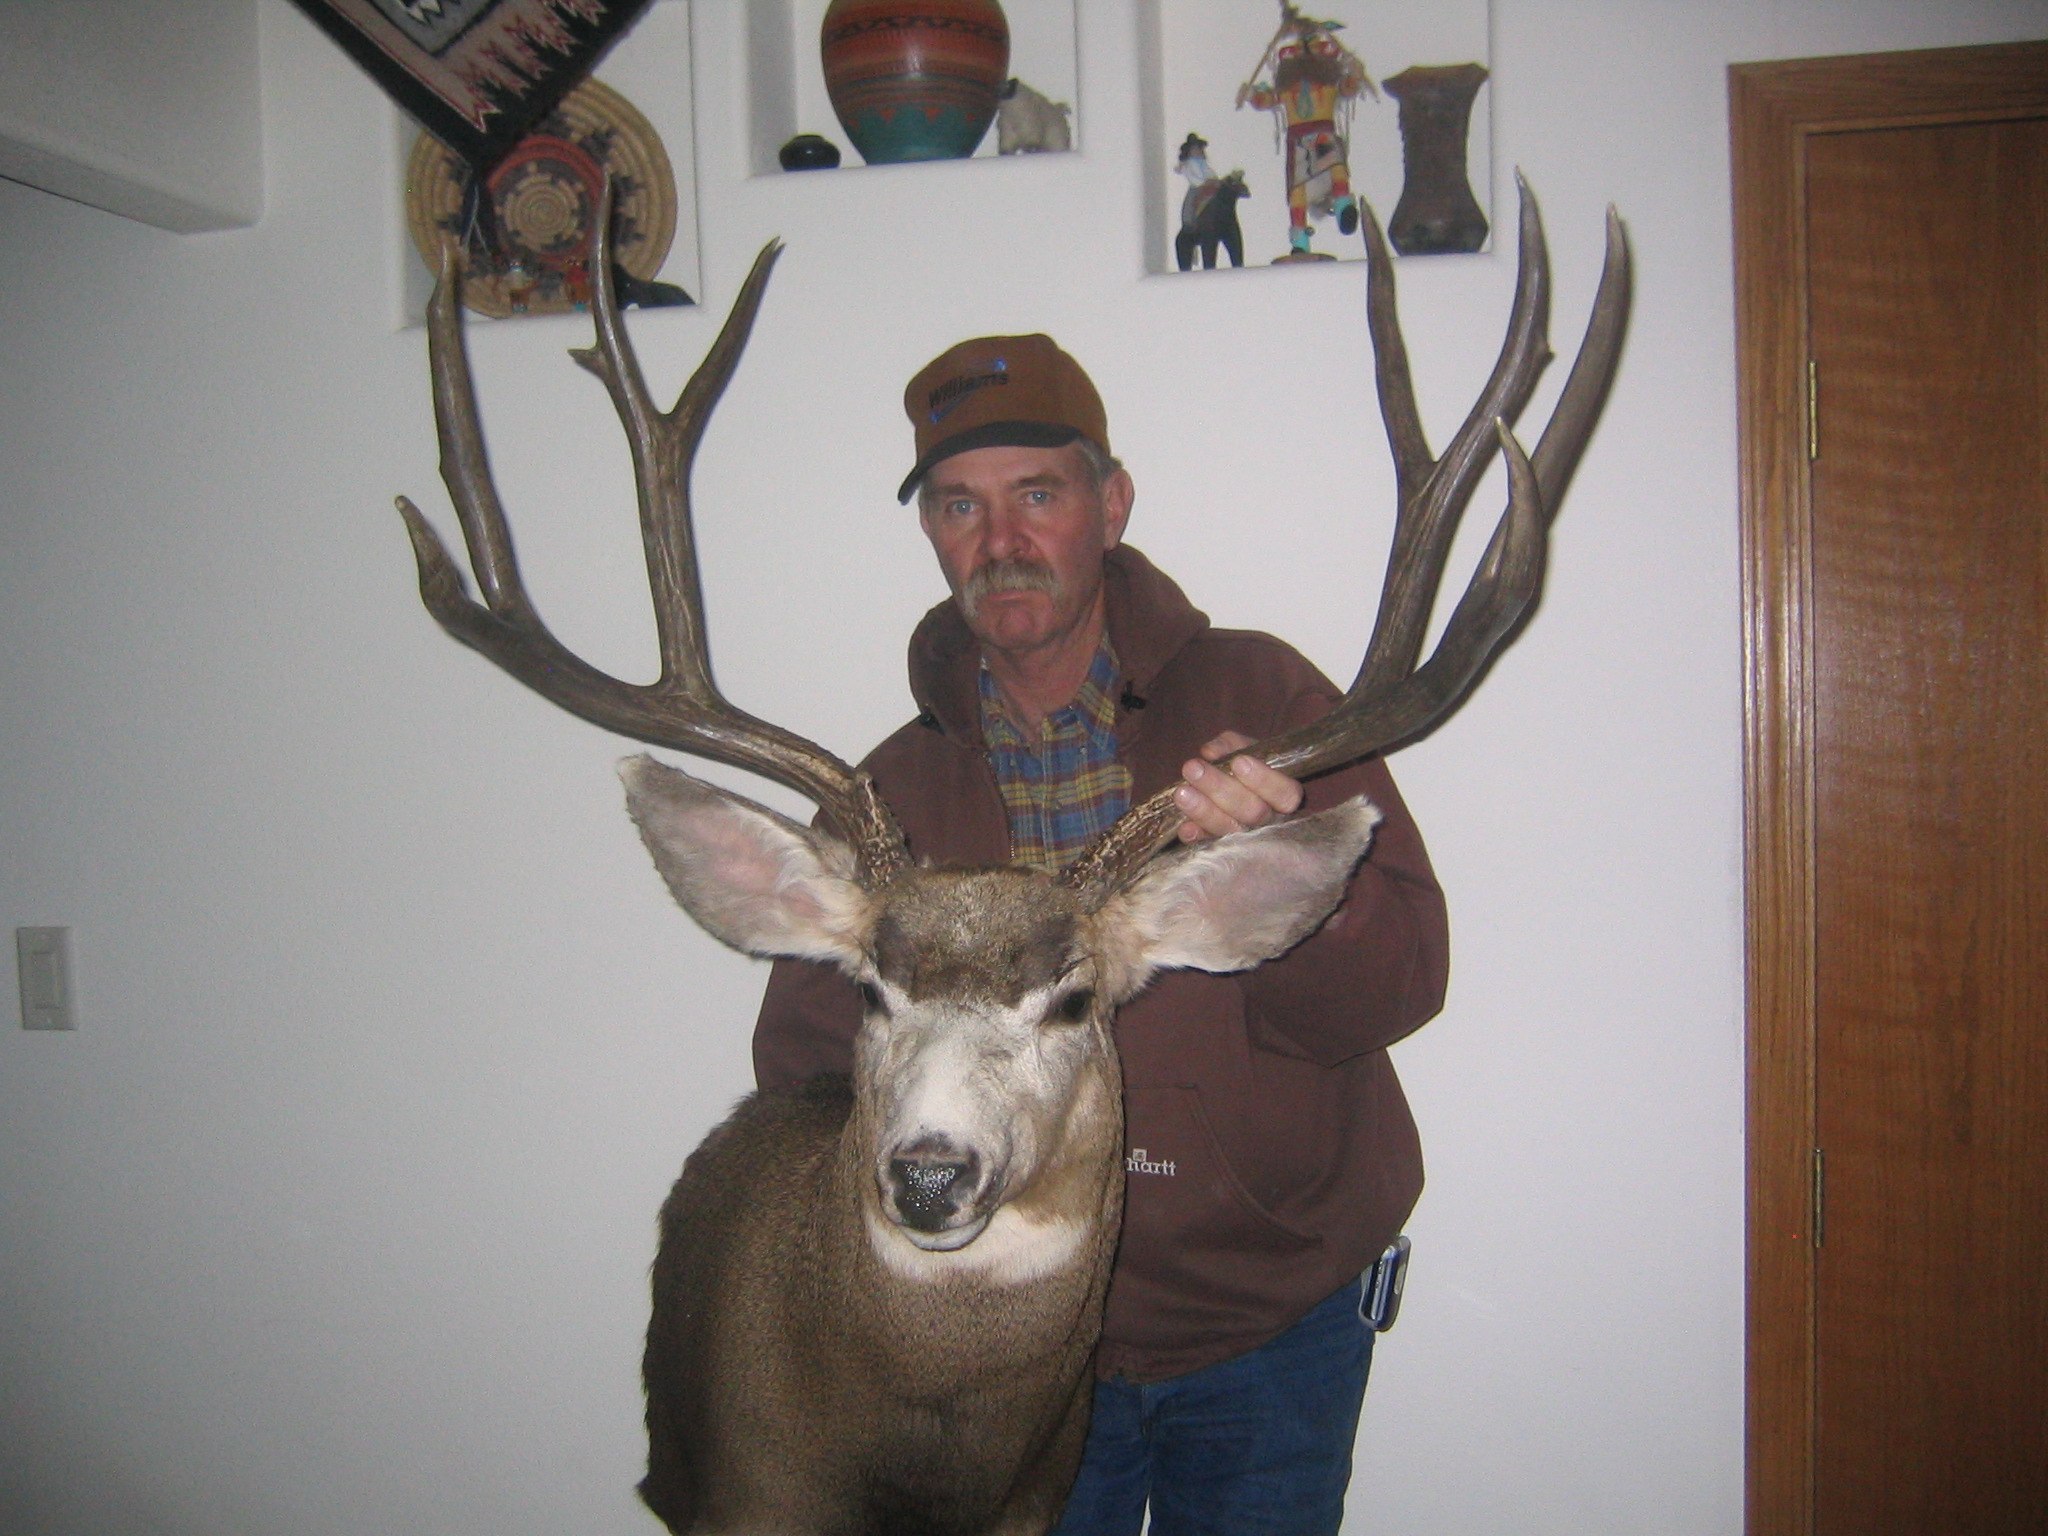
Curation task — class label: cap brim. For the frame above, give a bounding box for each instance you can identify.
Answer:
[896,420,1084,503]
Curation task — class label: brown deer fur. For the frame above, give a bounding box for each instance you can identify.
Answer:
[621,760,1377,1535]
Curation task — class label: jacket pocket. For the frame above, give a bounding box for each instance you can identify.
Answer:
[1123,1083,1321,1254]
[1103,1084,1328,1363]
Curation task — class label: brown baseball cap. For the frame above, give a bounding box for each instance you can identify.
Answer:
[897,334,1110,502]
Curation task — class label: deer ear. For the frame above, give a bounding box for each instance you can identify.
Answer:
[619,755,870,966]
[1097,798,1381,998]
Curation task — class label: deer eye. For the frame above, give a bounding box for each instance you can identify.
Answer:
[1049,988,1094,1025]
[857,981,888,1016]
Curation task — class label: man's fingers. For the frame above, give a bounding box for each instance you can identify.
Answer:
[1175,732,1307,842]
[1174,773,1247,840]
[1225,751,1305,815]
[1173,756,1303,841]
[1182,758,1262,824]
[1199,729,1255,763]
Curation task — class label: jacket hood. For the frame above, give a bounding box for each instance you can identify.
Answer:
[905,544,1211,745]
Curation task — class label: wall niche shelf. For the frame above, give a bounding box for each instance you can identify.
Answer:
[390,0,702,331]
[1137,0,1492,276]
[745,0,1080,177]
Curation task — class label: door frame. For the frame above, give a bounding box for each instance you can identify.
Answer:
[1731,39,2048,1536]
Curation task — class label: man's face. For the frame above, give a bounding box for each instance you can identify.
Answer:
[917,443,1133,662]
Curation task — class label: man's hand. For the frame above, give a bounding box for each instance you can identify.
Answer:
[1173,730,1305,842]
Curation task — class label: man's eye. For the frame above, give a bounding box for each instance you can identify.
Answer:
[1024,489,1052,506]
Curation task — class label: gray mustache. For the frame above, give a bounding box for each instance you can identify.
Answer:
[961,559,1059,611]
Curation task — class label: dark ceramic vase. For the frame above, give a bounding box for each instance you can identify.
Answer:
[820,0,1010,164]
[1384,63,1491,256]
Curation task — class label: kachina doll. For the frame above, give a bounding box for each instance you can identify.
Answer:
[1236,2,1376,259]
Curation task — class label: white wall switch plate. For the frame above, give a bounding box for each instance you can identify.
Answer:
[17,927,77,1030]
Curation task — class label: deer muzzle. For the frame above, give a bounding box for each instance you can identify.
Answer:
[882,1138,990,1249]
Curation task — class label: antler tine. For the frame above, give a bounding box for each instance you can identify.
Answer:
[1531,204,1632,514]
[1253,418,1548,775]
[398,239,533,620]
[397,212,910,888]
[569,186,767,698]
[1061,186,1630,899]
[1355,173,1553,697]
[1058,422,1546,898]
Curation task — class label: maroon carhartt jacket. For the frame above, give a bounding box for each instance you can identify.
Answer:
[753,545,1448,1382]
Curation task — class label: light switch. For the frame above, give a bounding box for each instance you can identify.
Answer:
[17,927,77,1031]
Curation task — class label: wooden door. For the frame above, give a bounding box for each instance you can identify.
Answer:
[1734,43,2048,1536]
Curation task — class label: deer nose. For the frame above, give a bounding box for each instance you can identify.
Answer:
[886,1145,981,1231]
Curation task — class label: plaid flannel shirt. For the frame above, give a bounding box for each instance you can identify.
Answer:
[980,638,1132,874]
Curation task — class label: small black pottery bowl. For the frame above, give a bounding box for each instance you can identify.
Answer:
[779,134,843,171]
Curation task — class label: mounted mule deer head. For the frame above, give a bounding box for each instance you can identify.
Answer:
[396,175,1628,1536]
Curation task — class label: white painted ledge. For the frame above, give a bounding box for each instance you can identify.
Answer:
[0,0,261,233]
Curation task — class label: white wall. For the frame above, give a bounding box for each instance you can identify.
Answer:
[0,0,262,232]
[2,3,2043,1533]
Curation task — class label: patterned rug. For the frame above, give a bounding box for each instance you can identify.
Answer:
[290,0,657,171]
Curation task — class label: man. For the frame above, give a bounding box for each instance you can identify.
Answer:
[753,334,1448,1536]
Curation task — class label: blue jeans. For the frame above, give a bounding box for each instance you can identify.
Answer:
[1048,1276,1376,1536]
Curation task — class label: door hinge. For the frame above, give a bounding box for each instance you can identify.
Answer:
[1807,358,1819,460]
[1812,1147,1826,1248]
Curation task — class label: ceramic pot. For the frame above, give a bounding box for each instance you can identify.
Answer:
[1384,63,1490,256]
[820,0,1010,164]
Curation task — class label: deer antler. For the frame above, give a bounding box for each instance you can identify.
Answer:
[1061,177,1631,896]
[396,194,910,888]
